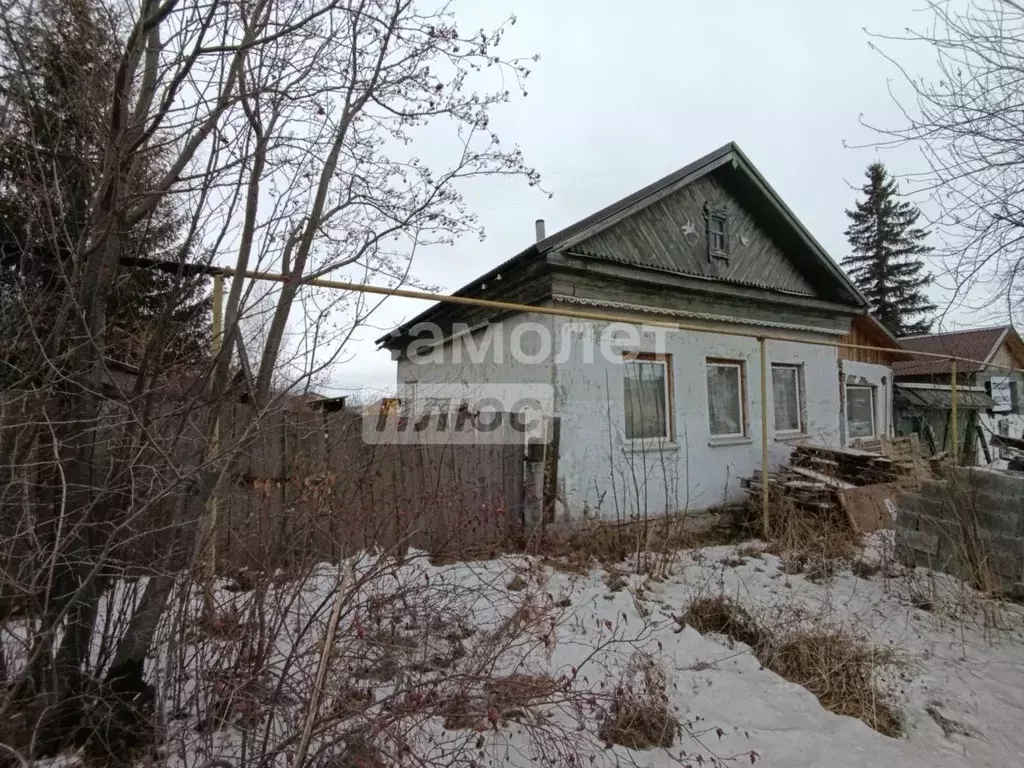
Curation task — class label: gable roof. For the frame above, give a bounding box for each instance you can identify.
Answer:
[893,326,1023,377]
[379,142,867,344]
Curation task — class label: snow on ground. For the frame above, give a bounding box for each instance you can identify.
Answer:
[424,534,1024,768]
[12,535,1024,768]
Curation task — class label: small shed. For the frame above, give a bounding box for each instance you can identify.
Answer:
[894,382,996,463]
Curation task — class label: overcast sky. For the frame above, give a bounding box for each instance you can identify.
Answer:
[323,0,953,398]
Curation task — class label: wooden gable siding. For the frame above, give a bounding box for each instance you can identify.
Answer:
[988,341,1024,370]
[839,318,895,365]
[568,175,817,296]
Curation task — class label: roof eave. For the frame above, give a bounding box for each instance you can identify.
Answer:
[374,244,541,346]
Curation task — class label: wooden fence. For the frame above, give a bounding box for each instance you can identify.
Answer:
[0,397,527,578]
[212,404,526,570]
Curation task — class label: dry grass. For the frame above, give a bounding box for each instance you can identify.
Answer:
[851,558,882,580]
[603,569,628,593]
[679,596,902,736]
[598,655,678,750]
[326,726,384,768]
[736,543,766,560]
[486,674,561,716]
[506,574,528,591]
[533,512,744,572]
[761,631,902,737]
[761,499,861,584]
[677,596,769,650]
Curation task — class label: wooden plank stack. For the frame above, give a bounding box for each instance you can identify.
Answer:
[740,437,927,533]
[851,434,925,489]
[790,444,901,486]
[740,464,852,526]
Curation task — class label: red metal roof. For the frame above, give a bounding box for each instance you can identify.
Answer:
[892,326,1008,377]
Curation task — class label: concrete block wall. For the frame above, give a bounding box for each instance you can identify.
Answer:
[895,468,1024,596]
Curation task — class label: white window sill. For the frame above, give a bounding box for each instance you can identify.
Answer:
[707,436,753,447]
[774,432,809,443]
[625,440,679,454]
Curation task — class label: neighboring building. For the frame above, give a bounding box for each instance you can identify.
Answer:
[893,325,1024,457]
[379,142,884,521]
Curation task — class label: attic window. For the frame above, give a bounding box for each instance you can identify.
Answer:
[706,207,729,260]
[709,215,727,251]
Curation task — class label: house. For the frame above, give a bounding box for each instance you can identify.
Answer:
[893,325,1024,459]
[378,142,893,521]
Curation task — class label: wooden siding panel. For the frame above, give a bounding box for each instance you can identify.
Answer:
[838,319,901,365]
[572,175,817,296]
[989,342,1019,369]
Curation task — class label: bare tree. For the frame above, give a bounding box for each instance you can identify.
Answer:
[0,0,542,758]
[865,0,1024,322]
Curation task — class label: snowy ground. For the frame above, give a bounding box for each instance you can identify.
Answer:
[421,534,1024,768]
[564,538,1024,768]
[11,533,1024,768]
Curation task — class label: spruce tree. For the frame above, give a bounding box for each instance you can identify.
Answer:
[0,0,210,382]
[842,162,937,337]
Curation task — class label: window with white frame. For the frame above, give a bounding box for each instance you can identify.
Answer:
[707,359,746,437]
[623,353,672,441]
[771,364,803,433]
[845,385,876,439]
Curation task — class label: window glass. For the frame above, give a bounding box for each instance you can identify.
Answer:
[846,386,875,439]
[624,358,668,440]
[710,215,727,251]
[772,365,801,432]
[707,363,743,436]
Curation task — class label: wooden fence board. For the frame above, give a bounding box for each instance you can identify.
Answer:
[1,401,526,575]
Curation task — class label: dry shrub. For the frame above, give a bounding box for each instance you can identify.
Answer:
[761,630,902,737]
[677,597,768,650]
[598,655,678,749]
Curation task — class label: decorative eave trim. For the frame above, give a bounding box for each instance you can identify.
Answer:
[552,294,846,336]
[564,248,818,297]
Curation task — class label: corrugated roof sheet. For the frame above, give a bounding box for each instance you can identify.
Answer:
[892,327,1007,377]
[894,384,996,409]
